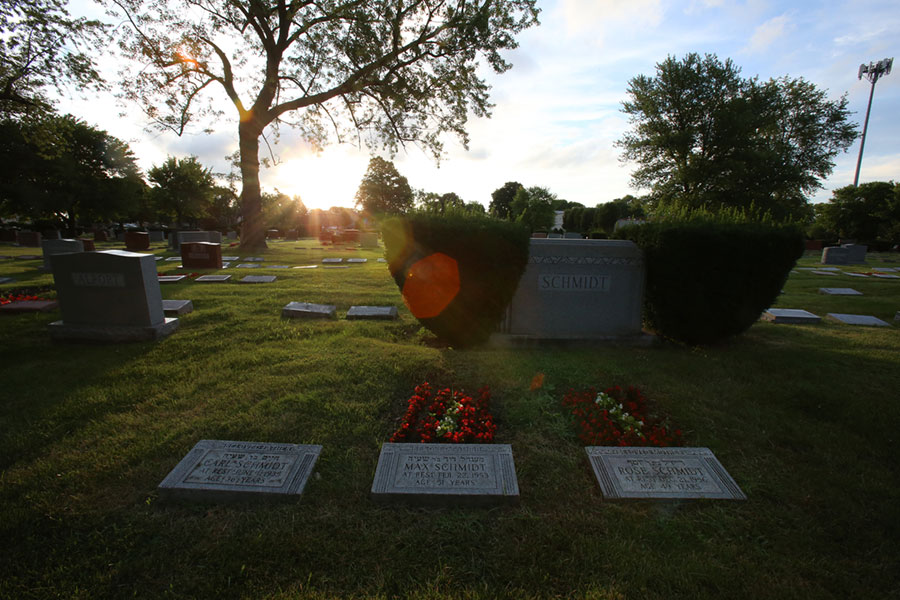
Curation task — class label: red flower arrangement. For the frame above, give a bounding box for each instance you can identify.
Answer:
[562,385,682,447]
[0,288,53,305]
[390,382,497,444]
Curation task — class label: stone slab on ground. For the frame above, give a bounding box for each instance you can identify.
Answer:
[236,263,261,269]
[872,274,900,279]
[810,270,839,276]
[825,313,891,327]
[15,255,41,260]
[0,276,15,284]
[165,257,182,262]
[158,439,322,502]
[377,258,387,263]
[846,273,869,278]
[371,443,519,506]
[293,265,319,269]
[240,275,276,283]
[322,257,343,264]
[162,299,193,316]
[0,300,59,313]
[196,275,231,283]
[221,256,239,261]
[819,288,862,295]
[282,302,337,319]
[585,446,746,501]
[48,317,179,341]
[266,265,291,269]
[323,265,350,269]
[761,308,821,324]
[873,267,898,272]
[244,257,265,262]
[346,258,368,263]
[346,305,398,320]
[158,275,187,283]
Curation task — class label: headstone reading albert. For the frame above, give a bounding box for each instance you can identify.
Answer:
[48,250,178,341]
[498,239,645,341]
[181,242,223,270]
[371,443,519,506]
[41,238,84,270]
[761,308,821,324]
[346,305,398,320]
[282,302,337,319]
[825,313,891,327]
[158,439,322,502]
[585,447,746,501]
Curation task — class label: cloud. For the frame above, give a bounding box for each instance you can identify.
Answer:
[560,0,664,38]
[742,14,793,54]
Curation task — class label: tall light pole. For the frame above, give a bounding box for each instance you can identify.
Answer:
[853,57,893,187]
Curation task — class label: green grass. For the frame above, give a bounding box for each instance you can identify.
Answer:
[1,243,899,599]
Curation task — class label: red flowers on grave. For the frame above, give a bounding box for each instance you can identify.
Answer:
[0,292,50,305]
[562,385,682,447]
[390,382,496,444]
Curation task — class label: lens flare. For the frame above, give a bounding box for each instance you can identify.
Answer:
[402,252,460,319]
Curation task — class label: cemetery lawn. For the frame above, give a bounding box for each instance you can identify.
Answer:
[2,242,899,599]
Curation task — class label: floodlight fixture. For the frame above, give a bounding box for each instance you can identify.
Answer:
[853,57,893,186]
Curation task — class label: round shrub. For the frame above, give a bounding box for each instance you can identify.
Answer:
[383,214,530,347]
[615,221,804,345]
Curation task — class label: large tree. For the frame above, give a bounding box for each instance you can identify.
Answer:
[617,53,857,221]
[354,156,413,216]
[103,0,540,249]
[489,181,522,219]
[0,0,104,118]
[0,114,143,229]
[814,181,900,243]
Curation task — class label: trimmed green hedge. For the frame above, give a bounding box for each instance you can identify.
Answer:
[615,221,804,345]
[382,214,530,347]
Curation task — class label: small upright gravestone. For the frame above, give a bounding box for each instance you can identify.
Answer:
[41,239,84,270]
[360,231,379,248]
[48,250,178,342]
[169,231,222,251]
[16,231,41,247]
[149,230,166,243]
[181,242,222,270]
[124,231,150,251]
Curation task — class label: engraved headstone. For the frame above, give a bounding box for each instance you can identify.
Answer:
[267,265,291,269]
[124,231,150,251]
[819,288,862,295]
[371,443,519,506]
[761,308,821,324]
[165,257,182,262]
[48,250,178,341]
[240,275,277,283]
[499,239,644,341]
[346,305,398,320]
[585,447,746,500]
[181,241,222,270]
[825,313,891,327]
[158,439,321,502]
[41,238,84,270]
[282,302,337,319]
[149,231,165,243]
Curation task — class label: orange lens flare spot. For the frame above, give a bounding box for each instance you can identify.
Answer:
[402,252,460,319]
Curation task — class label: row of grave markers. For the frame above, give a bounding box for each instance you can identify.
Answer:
[158,440,747,505]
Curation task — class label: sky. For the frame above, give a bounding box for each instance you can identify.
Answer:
[61,0,899,211]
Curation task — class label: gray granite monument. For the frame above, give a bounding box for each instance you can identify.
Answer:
[41,238,84,270]
[48,250,178,341]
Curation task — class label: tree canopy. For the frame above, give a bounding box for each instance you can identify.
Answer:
[814,181,900,244]
[489,181,522,219]
[355,156,413,216]
[617,53,857,221]
[103,0,540,249]
[0,114,143,228]
[0,0,104,118]
[511,185,555,232]
[147,156,216,227]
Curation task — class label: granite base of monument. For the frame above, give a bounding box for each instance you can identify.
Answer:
[371,443,519,506]
[48,317,179,341]
[585,447,746,501]
[158,440,322,502]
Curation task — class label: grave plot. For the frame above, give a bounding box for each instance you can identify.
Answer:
[158,275,187,283]
[346,306,398,320]
[761,309,821,324]
[825,313,891,327]
[585,447,746,500]
[196,275,231,283]
[282,302,337,319]
[158,440,321,502]
[162,299,193,316]
[0,300,58,313]
[240,275,277,284]
[819,288,862,295]
[322,258,343,264]
[236,263,262,269]
[371,443,519,506]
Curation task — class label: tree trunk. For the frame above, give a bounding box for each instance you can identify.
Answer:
[238,120,268,251]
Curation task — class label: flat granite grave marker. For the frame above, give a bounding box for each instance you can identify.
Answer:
[165,257,181,262]
[267,265,291,269]
[371,443,519,506]
[0,276,16,284]
[761,308,821,324]
[346,258,367,264]
[236,263,262,269]
[825,313,891,327]
[158,275,186,283]
[819,288,862,296]
[585,447,746,501]
[810,270,839,276]
[872,274,900,279]
[324,265,350,269]
[162,299,193,316]
[158,439,322,502]
[282,302,337,319]
[322,257,343,264]
[222,256,239,261]
[0,300,59,313]
[196,274,231,283]
[293,265,319,269]
[240,275,277,283]
[48,249,178,341]
[347,305,398,320]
